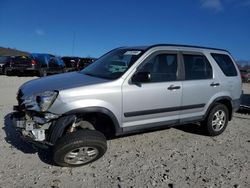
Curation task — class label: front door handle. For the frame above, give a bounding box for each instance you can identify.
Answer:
[210,82,220,87]
[168,85,181,90]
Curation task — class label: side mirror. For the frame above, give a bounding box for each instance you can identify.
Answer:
[131,72,151,84]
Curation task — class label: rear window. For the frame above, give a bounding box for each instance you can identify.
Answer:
[33,55,52,64]
[211,53,237,76]
[14,56,31,63]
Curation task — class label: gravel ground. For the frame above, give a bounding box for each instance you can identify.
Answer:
[0,75,249,188]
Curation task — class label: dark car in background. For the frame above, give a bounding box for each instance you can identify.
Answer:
[240,69,250,83]
[62,57,96,72]
[6,55,37,76]
[61,56,80,72]
[0,56,13,75]
[79,57,96,69]
[6,53,65,77]
[34,54,65,77]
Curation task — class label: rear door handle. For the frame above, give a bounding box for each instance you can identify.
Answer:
[210,82,220,87]
[167,85,181,90]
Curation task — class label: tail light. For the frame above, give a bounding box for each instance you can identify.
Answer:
[31,59,36,65]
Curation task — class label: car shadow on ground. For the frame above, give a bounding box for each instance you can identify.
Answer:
[173,123,206,135]
[112,123,206,141]
[3,113,55,166]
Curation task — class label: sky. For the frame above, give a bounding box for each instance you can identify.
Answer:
[0,0,250,60]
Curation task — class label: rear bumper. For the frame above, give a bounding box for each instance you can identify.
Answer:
[7,66,38,72]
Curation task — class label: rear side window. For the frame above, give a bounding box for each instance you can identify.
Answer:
[183,54,212,80]
[211,53,237,76]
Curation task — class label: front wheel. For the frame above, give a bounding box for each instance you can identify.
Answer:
[53,130,107,167]
[202,103,229,136]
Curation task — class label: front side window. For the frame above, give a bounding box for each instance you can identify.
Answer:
[137,53,178,82]
[183,54,212,80]
[81,49,144,80]
[211,53,237,76]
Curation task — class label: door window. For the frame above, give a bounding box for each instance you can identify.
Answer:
[138,54,178,82]
[183,54,212,80]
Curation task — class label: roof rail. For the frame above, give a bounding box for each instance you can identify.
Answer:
[146,44,228,52]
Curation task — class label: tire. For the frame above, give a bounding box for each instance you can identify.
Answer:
[53,130,107,167]
[3,68,7,75]
[202,103,229,136]
[4,68,10,76]
[39,69,47,77]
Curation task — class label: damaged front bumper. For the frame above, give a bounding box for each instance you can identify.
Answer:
[11,106,60,149]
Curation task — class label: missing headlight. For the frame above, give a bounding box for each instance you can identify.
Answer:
[36,91,58,112]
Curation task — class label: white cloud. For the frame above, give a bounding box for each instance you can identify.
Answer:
[201,0,223,11]
[35,29,45,36]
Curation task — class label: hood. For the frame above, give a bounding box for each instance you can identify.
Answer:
[20,72,109,96]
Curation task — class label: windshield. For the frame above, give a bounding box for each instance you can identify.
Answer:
[81,49,144,80]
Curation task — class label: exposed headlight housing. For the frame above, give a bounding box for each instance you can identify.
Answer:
[36,91,58,112]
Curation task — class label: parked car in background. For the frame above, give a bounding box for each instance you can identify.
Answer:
[62,57,96,72]
[61,56,80,72]
[43,55,65,76]
[79,57,96,70]
[0,56,13,75]
[240,69,250,82]
[5,53,65,77]
[5,55,34,76]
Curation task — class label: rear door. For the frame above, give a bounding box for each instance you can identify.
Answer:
[180,52,219,122]
[211,53,241,101]
[122,51,182,131]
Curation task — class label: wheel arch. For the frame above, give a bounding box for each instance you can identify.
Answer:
[48,107,122,144]
[204,96,233,121]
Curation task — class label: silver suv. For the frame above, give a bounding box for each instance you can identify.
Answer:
[11,44,241,167]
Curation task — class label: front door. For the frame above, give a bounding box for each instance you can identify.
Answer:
[122,51,182,131]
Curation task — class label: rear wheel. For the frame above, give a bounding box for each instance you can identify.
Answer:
[3,68,7,75]
[53,130,107,167]
[4,68,11,76]
[202,103,229,136]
